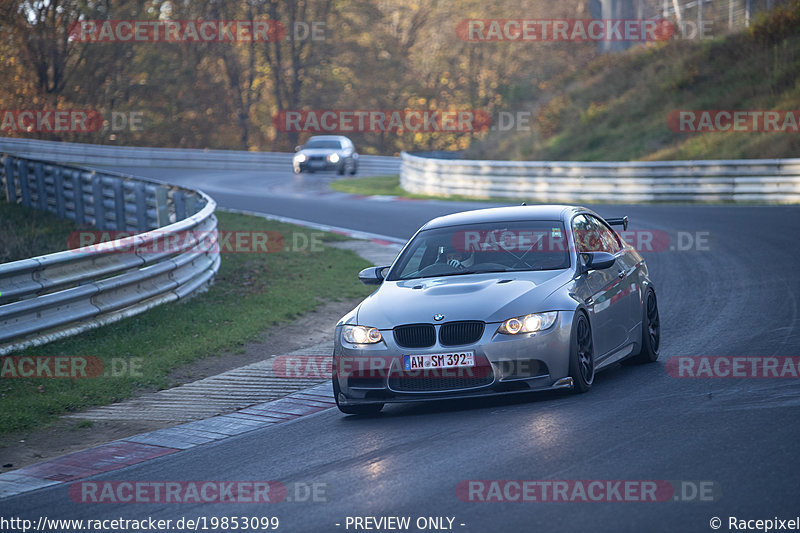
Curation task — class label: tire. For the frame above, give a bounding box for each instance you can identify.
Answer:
[333,377,384,415]
[623,288,660,365]
[337,163,346,175]
[568,312,594,393]
[349,160,358,175]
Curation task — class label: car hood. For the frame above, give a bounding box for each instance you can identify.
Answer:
[296,148,341,157]
[355,270,573,328]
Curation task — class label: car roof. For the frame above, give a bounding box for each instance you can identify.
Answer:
[421,205,585,230]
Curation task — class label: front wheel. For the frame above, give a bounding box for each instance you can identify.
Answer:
[568,312,594,393]
[333,377,384,415]
[623,288,660,365]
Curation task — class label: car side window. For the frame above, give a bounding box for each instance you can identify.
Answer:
[588,216,622,254]
[571,215,602,252]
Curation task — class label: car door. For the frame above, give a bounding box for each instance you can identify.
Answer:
[571,214,628,358]
[590,215,641,342]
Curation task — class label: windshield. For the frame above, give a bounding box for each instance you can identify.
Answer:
[387,220,570,281]
[303,140,343,149]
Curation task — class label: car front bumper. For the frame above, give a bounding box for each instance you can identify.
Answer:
[294,159,342,172]
[333,312,576,406]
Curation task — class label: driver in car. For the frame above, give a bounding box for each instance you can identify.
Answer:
[446,250,475,270]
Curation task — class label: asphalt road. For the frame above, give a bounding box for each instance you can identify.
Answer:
[4,165,799,533]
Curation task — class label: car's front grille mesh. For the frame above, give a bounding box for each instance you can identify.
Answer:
[439,321,485,346]
[393,322,485,348]
[393,324,436,348]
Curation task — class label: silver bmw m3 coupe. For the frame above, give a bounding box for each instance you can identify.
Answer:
[333,205,661,415]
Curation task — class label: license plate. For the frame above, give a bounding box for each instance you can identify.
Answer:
[309,160,325,168]
[404,352,475,370]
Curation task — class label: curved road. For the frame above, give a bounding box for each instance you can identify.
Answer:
[5,165,800,532]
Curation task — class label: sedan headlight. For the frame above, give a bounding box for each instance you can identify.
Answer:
[295,153,308,163]
[498,312,558,335]
[327,153,340,163]
[342,325,383,344]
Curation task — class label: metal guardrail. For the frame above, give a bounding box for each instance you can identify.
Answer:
[0,155,220,355]
[400,152,800,203]
[0,137,401,175]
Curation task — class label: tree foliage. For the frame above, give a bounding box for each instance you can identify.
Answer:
[0,0,599,154]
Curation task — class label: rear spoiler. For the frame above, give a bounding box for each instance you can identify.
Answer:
[605,216,628,231]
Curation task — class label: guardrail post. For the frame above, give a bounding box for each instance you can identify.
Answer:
[112,179,125,230]
[156,187,170,226]
[54,167,65,218]
[71,170,86,224]
[92,173,106,229]
[3,157,16,203]
[173,190,186,221]
[18,160,31,207]
[185,195,198,216]
[134,182,147,232]
[34,162,47,211]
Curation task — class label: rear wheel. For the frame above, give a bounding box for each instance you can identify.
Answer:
[333,377,384,415]
[568,312,594,393]
[623,288,660,364]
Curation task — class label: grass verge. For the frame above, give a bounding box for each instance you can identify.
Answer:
[330,174,406,196]
[330,174,626,205]
[331,174,504,203]
[0,198,82,263]
[0,210,373,435]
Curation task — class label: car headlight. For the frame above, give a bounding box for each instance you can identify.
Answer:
[295,154,308,163]
[327,153,340,163]
[498,312,558,335]
[342,325,382,344]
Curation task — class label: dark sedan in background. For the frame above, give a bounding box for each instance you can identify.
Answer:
[293,135,359,175]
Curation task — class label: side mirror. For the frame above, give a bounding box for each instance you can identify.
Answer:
[358,265,390,285]
[580,252,616,273]
[294,145,302,152]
